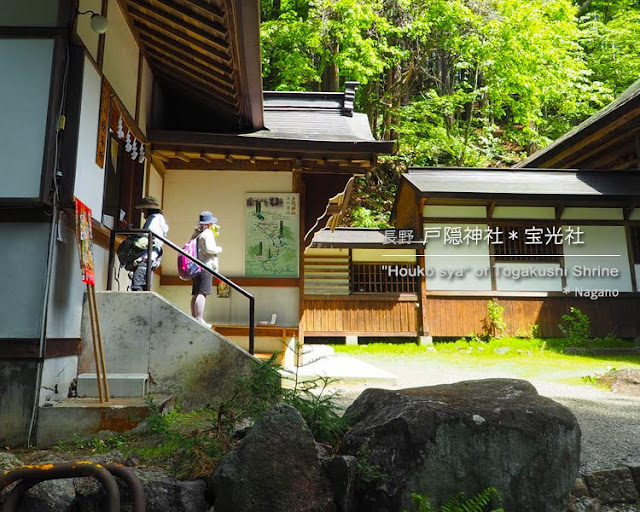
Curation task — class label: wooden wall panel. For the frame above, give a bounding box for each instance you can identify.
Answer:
[425,296,640,338]
[304,294,640,338]
[304,296,419,336]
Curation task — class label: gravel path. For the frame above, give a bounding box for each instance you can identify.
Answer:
[328,353,640,475]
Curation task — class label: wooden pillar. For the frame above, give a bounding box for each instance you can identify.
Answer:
[294,170,305,364]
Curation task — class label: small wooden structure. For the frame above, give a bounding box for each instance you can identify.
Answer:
[304,169,640,340]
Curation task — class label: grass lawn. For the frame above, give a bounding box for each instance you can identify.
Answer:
[331,337,640,387]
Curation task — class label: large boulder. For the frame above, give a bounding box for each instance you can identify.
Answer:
[340,379,580,512]
[211,403,336,512]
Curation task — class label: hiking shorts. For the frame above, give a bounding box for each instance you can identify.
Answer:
[192,271,213,296]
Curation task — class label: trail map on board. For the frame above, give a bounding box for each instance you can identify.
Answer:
[244,193,299,277]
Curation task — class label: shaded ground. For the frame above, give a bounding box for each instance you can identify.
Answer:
[325,351,640,475]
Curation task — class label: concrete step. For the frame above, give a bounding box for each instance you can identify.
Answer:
[37,394,174,447]
[77,373,149,398]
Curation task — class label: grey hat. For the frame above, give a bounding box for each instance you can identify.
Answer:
[198,211,217,224]
[135,196,161,209]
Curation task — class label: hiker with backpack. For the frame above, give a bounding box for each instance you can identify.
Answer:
[129,196,169,291]
[189,211,222,327]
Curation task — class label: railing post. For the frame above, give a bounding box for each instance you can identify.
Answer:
[249,297,255,355]
[145,232,153,291]
[107,229,117,291]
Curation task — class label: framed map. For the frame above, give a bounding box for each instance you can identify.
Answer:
[245,193,299,277]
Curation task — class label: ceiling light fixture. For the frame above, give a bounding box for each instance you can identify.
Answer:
[78,10,109,34]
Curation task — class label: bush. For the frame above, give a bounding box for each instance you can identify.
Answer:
[558,307,591,346]
[482,300,506,340]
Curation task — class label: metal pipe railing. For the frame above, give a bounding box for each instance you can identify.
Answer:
[0,462,122,512]
[108,229,255,354]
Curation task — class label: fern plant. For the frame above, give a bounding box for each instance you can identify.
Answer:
[405,486,504,512]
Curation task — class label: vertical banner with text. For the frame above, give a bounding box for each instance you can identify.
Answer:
[75,198,96,285]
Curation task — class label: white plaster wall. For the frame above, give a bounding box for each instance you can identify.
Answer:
[47,212,132,339]
[492,206,555,219]
[73,57,105,217]
[631,210,640,221]
[39,356,77,406]
[146,163,164,202]
[423,205,486,218]
[0,39,53,200]
[0,222,50,338]
[636,264,640,290]
[423,224,491,290]
[160,285,299,327]
[103,0,139,114]
[495,263,563,291]
[352,249,416,263]
[161,170,298,327]
[562,208,624,220]
[138,59,153,135]
[162,170,292,277]
[75,0,101,60]
[564,226,632,291]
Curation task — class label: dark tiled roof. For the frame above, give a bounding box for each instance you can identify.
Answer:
[404,168,640,198]
[258,85,381,143]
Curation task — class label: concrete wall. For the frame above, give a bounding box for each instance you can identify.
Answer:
[39,356,77,406]
[80,292,259,408]
[0,360,39,447]
[0,38,54,200]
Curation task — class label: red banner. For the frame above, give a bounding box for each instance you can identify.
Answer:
[75,198,96,286]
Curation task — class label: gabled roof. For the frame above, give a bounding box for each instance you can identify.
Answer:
[515,78,640,169]
[402,168,640,200]
[120,0,263,131]
[149,83,393,171]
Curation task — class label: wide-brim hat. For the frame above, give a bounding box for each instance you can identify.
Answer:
[135,196,161,209]
[198,211,217,224]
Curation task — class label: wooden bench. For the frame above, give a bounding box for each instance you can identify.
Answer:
[213,325,299,365]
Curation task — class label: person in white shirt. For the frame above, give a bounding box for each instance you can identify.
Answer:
[190,211,222,327]
[130,196,169,291]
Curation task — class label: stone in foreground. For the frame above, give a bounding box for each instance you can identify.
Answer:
[340,379,580,512]
[211,403,335,512]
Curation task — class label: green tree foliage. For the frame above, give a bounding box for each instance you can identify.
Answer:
[261,0,639,226]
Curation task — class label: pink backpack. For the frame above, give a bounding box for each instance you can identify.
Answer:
[177,238,202,280]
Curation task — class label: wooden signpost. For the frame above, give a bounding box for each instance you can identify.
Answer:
[75,199,110,402]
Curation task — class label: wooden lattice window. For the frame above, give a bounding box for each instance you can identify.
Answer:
[492,225,561,263]
[350,263,418,293]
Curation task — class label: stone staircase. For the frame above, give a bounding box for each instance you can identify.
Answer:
[35,291,259,446]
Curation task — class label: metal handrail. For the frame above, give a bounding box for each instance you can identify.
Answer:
[107,229,255,354]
